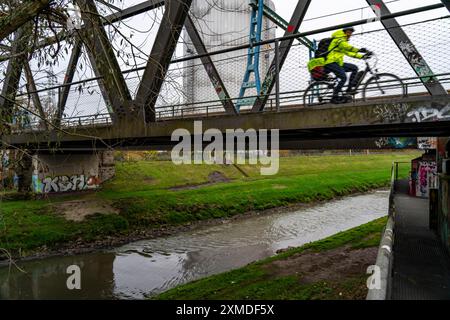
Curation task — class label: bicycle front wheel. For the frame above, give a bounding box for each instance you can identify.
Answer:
[303,81,335,107]
[362,73,406,101]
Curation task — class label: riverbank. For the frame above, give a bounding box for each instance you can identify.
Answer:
[155,217,387,300]
[0,153,416,260]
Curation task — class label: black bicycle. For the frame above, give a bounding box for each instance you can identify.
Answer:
[303,54,406,106]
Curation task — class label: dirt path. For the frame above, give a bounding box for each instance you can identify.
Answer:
[264,246,378,299]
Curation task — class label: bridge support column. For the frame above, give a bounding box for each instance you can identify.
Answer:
[16,151,33,193]
[29,151,115,194]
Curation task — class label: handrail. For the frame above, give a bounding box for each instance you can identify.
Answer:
[367,161,408,300]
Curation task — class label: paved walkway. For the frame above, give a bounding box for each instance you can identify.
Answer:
[390,180,450,299]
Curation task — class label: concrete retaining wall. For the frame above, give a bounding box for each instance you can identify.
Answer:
[31,151,115,194]
[366,216,395,300]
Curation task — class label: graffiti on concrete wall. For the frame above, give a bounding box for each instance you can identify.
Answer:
[374,103,409,122]
[33,174,101,193]
[416,161,437,198]
[407,104,450,123]
[417,137,437,150]
[375,137,416,149]
[374,102,450,124]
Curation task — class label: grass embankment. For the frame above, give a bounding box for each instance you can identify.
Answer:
[155,217,388,300]
[0,153,415,257]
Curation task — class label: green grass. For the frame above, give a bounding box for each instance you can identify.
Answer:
[154,217,388,300]
[0,153,416,257]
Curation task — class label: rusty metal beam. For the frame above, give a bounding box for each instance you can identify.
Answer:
[76,0,132,121]
[184,14,237,115]
[105,0,164,24]
[0,25,32,123]
[54,39,82,127]
[23,60,48,130]
[135,0,192,122]
[366,0,447,96]
[251,0,312,112]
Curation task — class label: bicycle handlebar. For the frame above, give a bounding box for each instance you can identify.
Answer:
[364,52,378,69]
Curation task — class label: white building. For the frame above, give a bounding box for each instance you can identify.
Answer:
[183,0,276,110]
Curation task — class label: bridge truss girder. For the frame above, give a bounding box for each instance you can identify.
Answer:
[135,0,193,123]
[76,0,133,122]
[184,14,237,115]
[251,0,312,113]
[54,39,82,128]
[366,0,447,96]
[0,24,32,125]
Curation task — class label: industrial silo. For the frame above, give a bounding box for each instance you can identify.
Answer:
[183,0,276,110]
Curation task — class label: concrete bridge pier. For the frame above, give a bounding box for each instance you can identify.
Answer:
[26,151,116,194]
[15,151,33,193]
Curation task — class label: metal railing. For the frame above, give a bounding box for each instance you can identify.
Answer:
[367,161,409,300]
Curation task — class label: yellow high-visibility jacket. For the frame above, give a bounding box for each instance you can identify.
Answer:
[325,30,364,66]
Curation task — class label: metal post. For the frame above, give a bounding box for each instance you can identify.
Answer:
[396,162,399,181]
[275,39,280,112]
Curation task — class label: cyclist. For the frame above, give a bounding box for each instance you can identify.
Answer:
[308,27,372,104]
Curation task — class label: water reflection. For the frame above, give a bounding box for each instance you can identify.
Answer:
[0,190,389,299]
[0,254,115,299]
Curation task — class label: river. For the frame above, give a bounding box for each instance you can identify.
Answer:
[0,190,389,299]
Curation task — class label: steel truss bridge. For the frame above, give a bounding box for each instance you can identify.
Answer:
[1,0,450,151]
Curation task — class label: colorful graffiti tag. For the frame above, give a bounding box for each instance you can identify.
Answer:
[32,174,101,193]
[398,41,435,83]
[375,137,416,149]
[407,104,450,123]
[417,137,437,150]
[416,161,437,198]
[374,103,409,122]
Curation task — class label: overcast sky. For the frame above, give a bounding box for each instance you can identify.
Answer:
[276,0,447,35]
[104,0,448,58]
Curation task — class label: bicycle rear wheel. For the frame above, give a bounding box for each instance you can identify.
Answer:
[303,81,335,107]
[362,73,405,101]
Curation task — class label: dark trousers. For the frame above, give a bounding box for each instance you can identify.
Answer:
[324,62,358,97]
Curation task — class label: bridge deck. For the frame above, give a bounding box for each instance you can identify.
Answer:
[4,95,450,151]
[391,180,450,299]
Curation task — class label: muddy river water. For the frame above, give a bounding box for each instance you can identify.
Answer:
[0,190,389,299]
